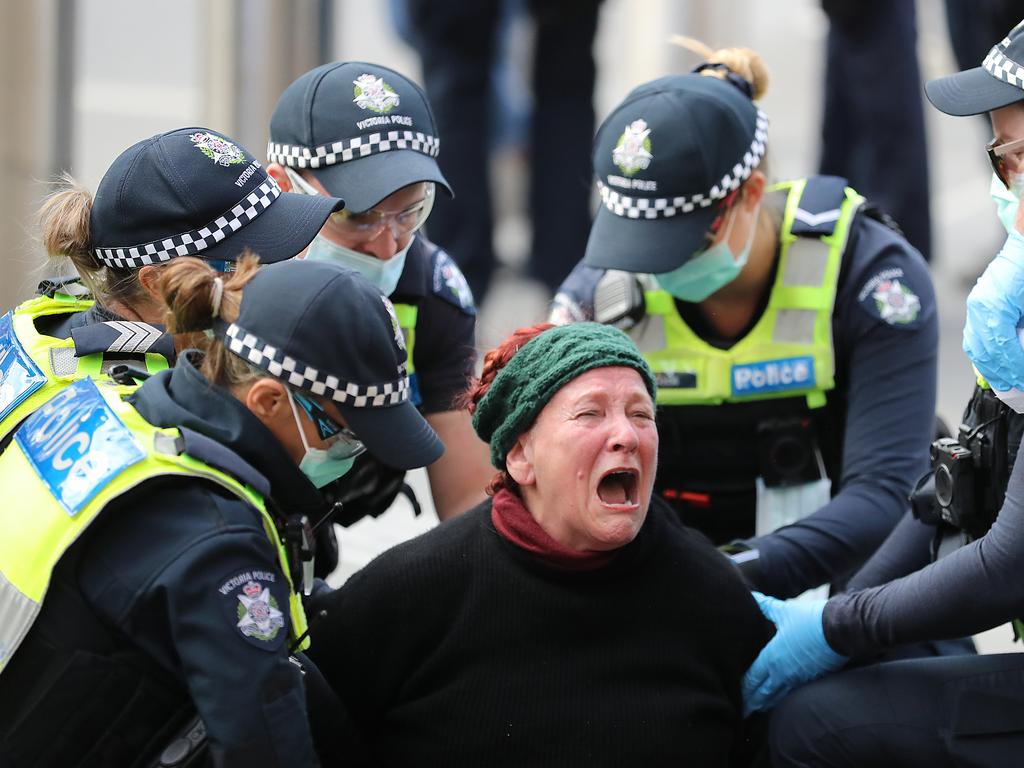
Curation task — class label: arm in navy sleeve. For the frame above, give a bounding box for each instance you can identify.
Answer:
[745,223,938,598]
[414,291,477,415]
[844,510,938,591]
[824,449,1024,658]
[80,483,317,767]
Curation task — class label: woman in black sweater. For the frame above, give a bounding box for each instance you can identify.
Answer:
[308,322,773,767]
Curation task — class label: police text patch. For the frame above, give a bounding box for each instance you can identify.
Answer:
[732,357,815,397]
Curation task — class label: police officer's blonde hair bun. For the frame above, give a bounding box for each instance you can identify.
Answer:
[670,36,770,101]
[38,174,149,304]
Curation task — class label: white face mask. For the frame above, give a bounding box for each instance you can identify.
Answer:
[305,234,413,297]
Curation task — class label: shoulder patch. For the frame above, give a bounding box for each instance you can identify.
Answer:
[218,568,288,651]
[857,267,922,326]
[431,251,476,314]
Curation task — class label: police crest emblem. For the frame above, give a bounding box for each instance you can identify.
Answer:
[872,279,920,324]
[189,132,246,167]
[353,74,401,114]
[612,119,653,176]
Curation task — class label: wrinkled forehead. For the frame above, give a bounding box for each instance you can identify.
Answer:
[547,367,653,410]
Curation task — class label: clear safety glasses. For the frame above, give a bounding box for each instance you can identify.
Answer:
[285,167,435,243]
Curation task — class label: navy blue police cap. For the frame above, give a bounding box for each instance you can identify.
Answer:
[213,259,443,470]
[267,62,451,212]
[584,73,768,275]
[926,21,1024,116]
[90,127,343,271]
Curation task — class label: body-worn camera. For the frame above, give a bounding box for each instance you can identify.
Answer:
[912,392,1012,539]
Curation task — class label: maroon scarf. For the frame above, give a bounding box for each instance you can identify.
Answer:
[491,488,615,571]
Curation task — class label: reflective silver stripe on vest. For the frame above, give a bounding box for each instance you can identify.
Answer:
[773,309,817,345]
[632,314,667,354]
[49,347,78,377]
[0,569,40,671]
[781,237,830,287]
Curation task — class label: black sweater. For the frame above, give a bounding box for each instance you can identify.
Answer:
[308,497,773,767]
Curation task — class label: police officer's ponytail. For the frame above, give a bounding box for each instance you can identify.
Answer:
[38,174,145,305]
[158,253,262,387]
[670,36,770,101]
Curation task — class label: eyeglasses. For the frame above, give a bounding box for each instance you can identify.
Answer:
[986,136,1024,189]
[292,390,366,459]
[285,167,434,243]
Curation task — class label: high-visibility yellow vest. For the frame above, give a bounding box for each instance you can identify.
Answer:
[0,377,309,674]
[630,179,864,409]
[393,302,420,405]
[0,295,169,440]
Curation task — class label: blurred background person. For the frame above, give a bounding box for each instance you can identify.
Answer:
[400,0,604,302]
[818,0,932,261]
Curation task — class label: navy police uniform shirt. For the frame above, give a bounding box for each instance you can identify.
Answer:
[552,194,938,599]
[390,235,476,414]
[72,354,320,765]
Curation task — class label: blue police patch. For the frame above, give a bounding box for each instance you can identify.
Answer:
[0,311,48,423]
[218,568,288,651]
[732,356,816,397]
[431,251,475,314]
[16,378,146,516]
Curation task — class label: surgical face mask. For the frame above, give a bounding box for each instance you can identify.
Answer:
[286,389,363,488]
[655,199,762,302]
[305,234,412,296]
[990,171,1024,236]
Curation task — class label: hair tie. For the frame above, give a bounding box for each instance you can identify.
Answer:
[210,276,225,320]
[692,62,753,99]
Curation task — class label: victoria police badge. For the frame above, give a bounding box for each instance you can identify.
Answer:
[353,74,401,114]
[189,132,246,167]
[612,119,653,176]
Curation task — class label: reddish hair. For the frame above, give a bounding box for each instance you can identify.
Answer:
[460,322,554,495]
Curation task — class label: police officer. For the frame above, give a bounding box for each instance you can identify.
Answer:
[0,127,339,446]
[266,61,493,531]
[550,41,937,601]
[742,23,1024,767]
[0,246,443,765]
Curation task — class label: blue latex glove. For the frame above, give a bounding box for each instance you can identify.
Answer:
[963,230,1024,395]
[742,592,847,715]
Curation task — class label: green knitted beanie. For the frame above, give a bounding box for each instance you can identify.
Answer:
[472,323,657,470]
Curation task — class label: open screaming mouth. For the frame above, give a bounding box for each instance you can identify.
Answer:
[597,469,639,507]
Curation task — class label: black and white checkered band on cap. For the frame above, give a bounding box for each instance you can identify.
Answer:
[266,130,440,170]
[93,178,281,269]
[600,109,769,220]
[223,322,410,407]
[984,37,1024,89]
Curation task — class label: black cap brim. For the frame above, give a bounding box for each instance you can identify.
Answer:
[925,66,1024,116]
[309,150,452,212]
[338,398,444,470]
[200,191,343,264]
[583,202,718,274]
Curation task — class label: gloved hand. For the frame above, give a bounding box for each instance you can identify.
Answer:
[742,592,847,715]
[963,229,1024,409]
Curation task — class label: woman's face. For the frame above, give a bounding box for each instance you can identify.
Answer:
[508,367,658,551]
